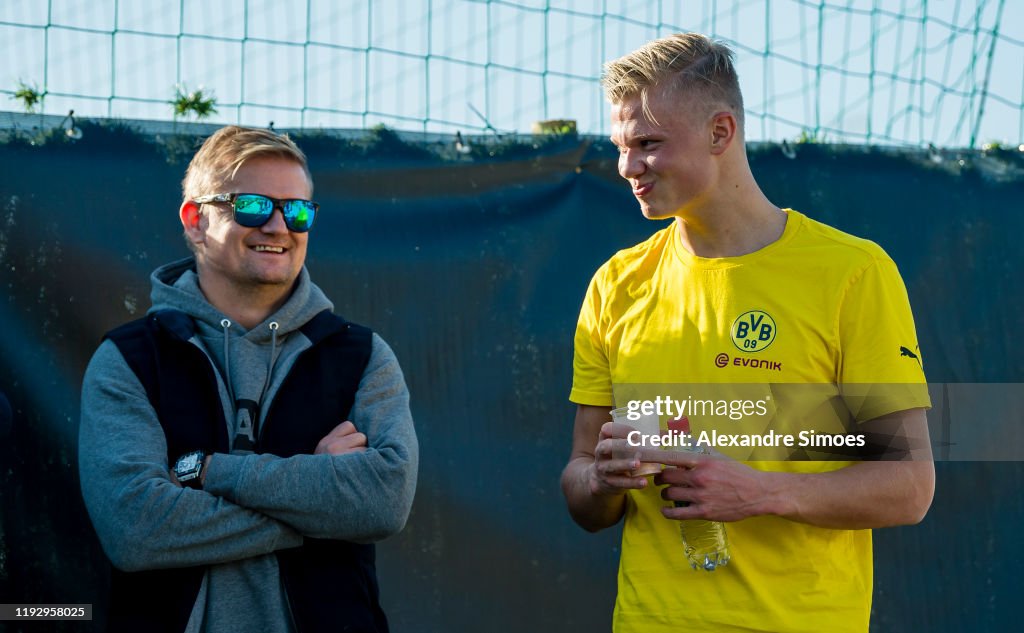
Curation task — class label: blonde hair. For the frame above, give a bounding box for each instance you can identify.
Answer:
[181,125,312,201]
[602,33,744,128]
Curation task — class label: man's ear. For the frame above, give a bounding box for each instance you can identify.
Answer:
[709,111,738,155]
[180,200,205,246]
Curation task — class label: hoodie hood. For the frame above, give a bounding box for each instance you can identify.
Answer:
[148,257,334,341]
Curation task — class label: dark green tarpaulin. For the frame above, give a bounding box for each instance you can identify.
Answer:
[0,124,1021,631]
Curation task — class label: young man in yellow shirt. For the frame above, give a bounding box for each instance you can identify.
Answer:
[561,33,934,633]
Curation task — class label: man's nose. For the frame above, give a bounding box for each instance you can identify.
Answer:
[618,148,646,179]
[261,206,289,233]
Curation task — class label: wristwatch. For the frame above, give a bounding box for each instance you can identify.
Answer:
[173,450,206,489]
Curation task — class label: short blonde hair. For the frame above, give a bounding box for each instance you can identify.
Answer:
[602,33,744,128]
[181,125,312,201]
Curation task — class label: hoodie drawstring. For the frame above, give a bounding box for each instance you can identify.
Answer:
[260,322,280,403]
[220,318,236,405]
[219,319,281,444]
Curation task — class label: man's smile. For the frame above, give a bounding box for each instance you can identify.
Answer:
[632,182,654,197]
[251,244,287,253]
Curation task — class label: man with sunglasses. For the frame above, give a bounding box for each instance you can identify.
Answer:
[79,125,418,633]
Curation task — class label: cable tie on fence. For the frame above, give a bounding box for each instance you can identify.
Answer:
[60,110,82,141]
[455,131,471,155]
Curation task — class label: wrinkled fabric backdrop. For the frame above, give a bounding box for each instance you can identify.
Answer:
[0,124,1021,632]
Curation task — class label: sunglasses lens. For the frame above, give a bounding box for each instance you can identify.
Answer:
[283,201,316,232]
[233,194,273,227]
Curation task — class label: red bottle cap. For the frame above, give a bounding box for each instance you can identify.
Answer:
[667,415,691,434]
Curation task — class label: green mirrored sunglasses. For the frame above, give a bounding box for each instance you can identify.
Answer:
[193,192,318,233]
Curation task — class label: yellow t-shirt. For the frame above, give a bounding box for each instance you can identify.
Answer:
[570,209,930,633]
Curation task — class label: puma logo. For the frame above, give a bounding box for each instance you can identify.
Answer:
[900,346,921,366]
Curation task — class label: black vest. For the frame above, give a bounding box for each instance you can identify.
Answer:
[103,308,387,633]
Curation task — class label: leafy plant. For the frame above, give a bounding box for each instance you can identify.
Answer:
[171,84,217,119]
[795,128,827,144]
[531,119,577,137]
[351,124,435,160]
[12,80,45,112]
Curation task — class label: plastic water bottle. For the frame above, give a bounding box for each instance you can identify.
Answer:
[668,417,731,571]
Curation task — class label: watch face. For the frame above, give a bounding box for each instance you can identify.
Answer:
[179,454,199,471]
[176,451,204,481]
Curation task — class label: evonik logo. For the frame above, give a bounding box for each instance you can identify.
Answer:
[713,352,783,372]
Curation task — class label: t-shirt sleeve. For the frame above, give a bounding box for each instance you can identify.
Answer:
[837,253,932,421]
[569,268,615,406]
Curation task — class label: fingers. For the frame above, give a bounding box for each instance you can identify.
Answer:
[590,429,656,495]
[660,481,695,504]
[330,420,358,436]
[317,434,368,456]
[595,436,649,474]
[638,448,701,468]
[599,420,644,441]
[595,450,645,477]
[315,420,368,455]
[661,504,705,521]
[653,465,698,487]
[590,472,649,495]
[653,471,707,520]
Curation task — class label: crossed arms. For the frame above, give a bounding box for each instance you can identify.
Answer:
[79,336,418,572]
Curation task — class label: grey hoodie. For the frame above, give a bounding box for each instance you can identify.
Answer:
[79,257,418,633]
